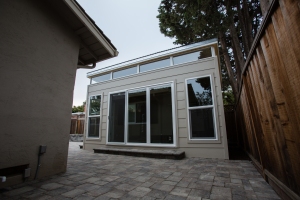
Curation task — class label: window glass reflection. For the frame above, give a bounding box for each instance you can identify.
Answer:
[173,48,212,65]
[89,95,101,115]
[187,77,212,107]
[140,59,169,72]
[113,67,136,79]
[91,73,110,84]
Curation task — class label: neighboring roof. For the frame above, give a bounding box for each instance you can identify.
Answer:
[49,0,118,67]
[87,38,218,78]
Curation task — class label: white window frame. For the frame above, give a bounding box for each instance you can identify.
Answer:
[106,81,177,147]
[185,74,218,141]
[86,94,102,139]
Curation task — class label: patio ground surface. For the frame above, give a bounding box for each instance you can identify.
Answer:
[0,142,281,200]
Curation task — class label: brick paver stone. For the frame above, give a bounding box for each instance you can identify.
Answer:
[3,186,35,196]
[170,186,191,197]
[161,180,177,185]
[83,177,101,183]
[62,189,85,198]
[128,186,151,197]
[187,196,202,200]
[86,186,112,197]
[189,188,210,198]
[73,194,95,200]
[93,195,110,200]
[103,189,125,198]
[0,142,281,200]
[76,183,100,191]
[147,189,169,199]
[165,194,187,200]
[40,183,64,191]
[151,183,174,192]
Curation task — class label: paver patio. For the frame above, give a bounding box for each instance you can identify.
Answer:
[0,142,281,199]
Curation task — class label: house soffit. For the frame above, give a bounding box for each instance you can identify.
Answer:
[48,0,118,67]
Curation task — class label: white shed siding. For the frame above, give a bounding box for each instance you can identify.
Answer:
[84,53,228,158]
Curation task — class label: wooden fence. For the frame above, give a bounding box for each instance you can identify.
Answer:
[70,114,85,135]
[235,0,300,199]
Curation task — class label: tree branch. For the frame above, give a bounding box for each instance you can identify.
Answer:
[219,32,238,98]
[229,22,245,84]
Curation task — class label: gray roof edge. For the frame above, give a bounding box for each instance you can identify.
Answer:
[72,0,117,51]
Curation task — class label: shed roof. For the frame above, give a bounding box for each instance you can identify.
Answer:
[49,0,118,67]
[87,38,218,78]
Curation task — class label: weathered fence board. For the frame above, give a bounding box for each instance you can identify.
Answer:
[70,114,85,135]
[235,0,300,199]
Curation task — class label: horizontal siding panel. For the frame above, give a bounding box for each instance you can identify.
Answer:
[177,100,186,110]
[177,109,187,119]
[178,127,188,138]
[178,118,187,128]
[177,91,185,101]
[176,82,185,92]
[101,122,106,130]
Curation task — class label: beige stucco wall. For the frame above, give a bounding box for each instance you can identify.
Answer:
[84,56,229,159]
[0,0,80,185]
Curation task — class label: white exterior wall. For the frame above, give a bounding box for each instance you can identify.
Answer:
[84,56,229,159]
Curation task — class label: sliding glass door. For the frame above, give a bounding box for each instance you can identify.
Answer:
[107,82,175,146]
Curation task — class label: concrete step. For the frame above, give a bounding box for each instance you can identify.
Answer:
[93,148,185,160]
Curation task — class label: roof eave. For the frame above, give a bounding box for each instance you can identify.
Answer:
[63,0,118,63]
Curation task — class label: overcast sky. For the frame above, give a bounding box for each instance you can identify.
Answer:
[73,0,178,106]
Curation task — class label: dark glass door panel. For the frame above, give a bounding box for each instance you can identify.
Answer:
[108,92,125,142]
[128,90,146,143]
[150,86,173,144]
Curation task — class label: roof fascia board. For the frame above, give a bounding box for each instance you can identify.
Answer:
[87,41,218,78]
[63,0,118,58]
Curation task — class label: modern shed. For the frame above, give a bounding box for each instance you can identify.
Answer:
[84,39,229,159]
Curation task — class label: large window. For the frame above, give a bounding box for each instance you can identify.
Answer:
[173,48,212,65]
[87,95,101,138]
[113,67,136,79]
[140,59,170,73]
[186,76,216,140]
[107,83,175,146]
[91,73,111,84]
